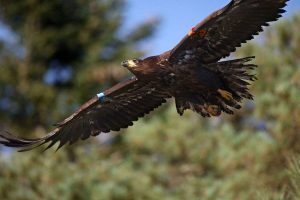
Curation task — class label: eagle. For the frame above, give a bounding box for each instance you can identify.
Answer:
[0,0,288,151]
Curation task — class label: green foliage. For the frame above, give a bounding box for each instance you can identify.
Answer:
[0,0,157,132]
[0,1,300,200]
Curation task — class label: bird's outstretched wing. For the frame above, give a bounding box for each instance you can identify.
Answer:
[0,77,170,151]
[168,0,288,65]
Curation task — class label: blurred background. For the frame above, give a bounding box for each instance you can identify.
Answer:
[0,0,300,199]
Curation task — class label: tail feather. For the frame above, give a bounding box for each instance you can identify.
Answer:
[218,100,234,115]
[175,56,257,117]
[212,56,257,102]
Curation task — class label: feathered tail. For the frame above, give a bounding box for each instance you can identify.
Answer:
[175,56,257,117]
[212,56,257,101]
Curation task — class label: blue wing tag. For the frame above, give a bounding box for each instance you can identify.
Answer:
[97,92,106,103]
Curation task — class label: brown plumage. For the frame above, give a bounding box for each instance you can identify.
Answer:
[0,0,288,151]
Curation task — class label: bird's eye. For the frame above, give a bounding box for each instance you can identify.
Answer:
[133,59,139,63]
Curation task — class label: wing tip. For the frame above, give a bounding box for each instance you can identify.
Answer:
[0,130,47,152]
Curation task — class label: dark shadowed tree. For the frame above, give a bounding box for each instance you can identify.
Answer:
[0,0,158,135]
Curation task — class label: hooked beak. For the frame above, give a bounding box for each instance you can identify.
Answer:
[121,60,137,68]
[121,60,128,67]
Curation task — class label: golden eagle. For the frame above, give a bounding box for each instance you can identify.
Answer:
[0,0,288,151]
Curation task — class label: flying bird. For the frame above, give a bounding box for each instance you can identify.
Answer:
[0,0,288,151]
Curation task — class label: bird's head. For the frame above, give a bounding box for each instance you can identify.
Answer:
[121,59,141,69]
[121,56,158,77]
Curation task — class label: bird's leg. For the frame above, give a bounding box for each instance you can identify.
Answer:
[217,89,233,101]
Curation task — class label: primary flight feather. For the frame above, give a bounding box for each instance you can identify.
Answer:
[0,0,288,151]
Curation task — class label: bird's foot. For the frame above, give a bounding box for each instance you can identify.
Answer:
[206,104,221,116]
[217,89,233,101]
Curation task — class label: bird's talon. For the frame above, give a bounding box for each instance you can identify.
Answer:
[206,105,221,116]
[218,89,233,101]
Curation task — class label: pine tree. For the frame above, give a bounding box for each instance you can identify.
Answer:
[0,0,157,135]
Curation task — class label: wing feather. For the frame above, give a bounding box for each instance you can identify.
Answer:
[169,0,288,64]
[0,77,170,151]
